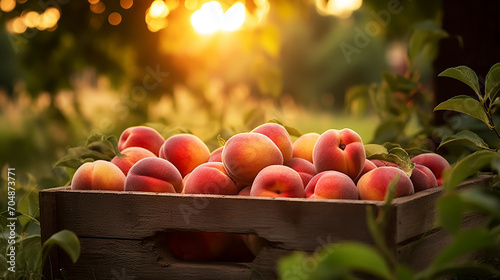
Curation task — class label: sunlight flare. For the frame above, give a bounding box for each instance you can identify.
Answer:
[191,1,246,35]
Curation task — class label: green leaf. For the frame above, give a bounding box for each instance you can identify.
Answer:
[434,95,491,129]
[395,265,415,280]
[438,66,482,99]
[318,242,394,280]
[53,133,122,170]
[428,263,500,280]
[278,251,309,280]
[459,188,500,220]
[364,144,389,157]
[345,85,369,115]
[365,145,414,177]
[485,62,500,102]
[429,228,495,273]
[492,155,500,174]
[382,72,419,94]
[442,150,500,190]
[437,193,465,234]
[41,230,80,264]
[437,130,490,150]
[408,21,448,63]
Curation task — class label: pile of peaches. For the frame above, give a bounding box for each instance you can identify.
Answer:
[70,123,451,261]
[71,123,450,202]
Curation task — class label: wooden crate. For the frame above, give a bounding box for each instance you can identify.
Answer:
[39,175,493,280]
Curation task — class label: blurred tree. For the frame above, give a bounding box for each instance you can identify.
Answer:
[0,0,444,109]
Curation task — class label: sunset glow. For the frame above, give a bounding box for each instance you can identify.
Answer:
[191,1,246,35]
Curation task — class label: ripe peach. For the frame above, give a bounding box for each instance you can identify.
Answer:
[222,133,283,185]
[183,162,239,195]
[292,132,320,163]
[410,164,438,192]
[124,157,183,193]
[284,157,317,187]
[411,153,450,186]
[238,186,252,196]
[118,126,165,156]
[167,231,233,261]
[208,146,223,162]
[250,165,305,198]
[354,159,378,183]
[251,123,293,162]
[71,160,125,191]
[313,128,366,180]
[159,134,210,177]
[305,171,358,199]
[357,166,414,201]
[370,159,398,167]
[110,147,156,175]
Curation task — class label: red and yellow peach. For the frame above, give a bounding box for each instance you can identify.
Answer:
[357,166,414,201]
[250,165,305,198]
[110,147,156,175]
[159,134,210,178]
[124,157,183,193]
[222,132,283,185]
[71,160,125,191]
[118,126,165,156]
[313,128,366,180]
[292,132,320,163]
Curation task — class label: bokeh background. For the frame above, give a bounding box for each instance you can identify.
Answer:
[1,0,497,188]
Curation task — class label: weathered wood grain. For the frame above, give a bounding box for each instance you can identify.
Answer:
[39,175,495,279]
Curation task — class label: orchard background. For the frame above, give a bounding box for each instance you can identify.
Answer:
[0,0,499,279]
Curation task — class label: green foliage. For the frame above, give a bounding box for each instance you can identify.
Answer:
[437,130,490,150]
[53,134,122,171]
[407,20,449,67]
[434,95,492,129]
[278,63,500,280]
[0,170,80,279]
[346,21,446,149]
[364,143,414,176]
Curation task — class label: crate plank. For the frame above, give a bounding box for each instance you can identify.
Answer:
[59,237,292,280]
[51,189,380,250]
[393,175,493,244]
[39,175,495,279]
[396,212,488,271]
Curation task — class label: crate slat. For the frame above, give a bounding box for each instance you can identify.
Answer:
[39,175,494,279]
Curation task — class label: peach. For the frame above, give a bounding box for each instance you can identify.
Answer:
[220,234,255,262]
[251,123,293,162]
[167,231,233,261]
[124,157,183,193]
[238,185,252,196]
[313,128,366,180]
[71,160,125,191]
[284,157,317,187]
[250,165,305,198]
[110,147,156,175]
[292,132,320,163]
[411,153,450,185]
[183,162,239,195]
[118,126,165,156]
[305,171,358,199]
[370,159,398,167]
[357,166,414,201]
[410,164,438,192]
[208,146,223,162]
[354,159,378,183]
[159,134,210,177]
[241,233,267,257]
[222,133,283,185]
